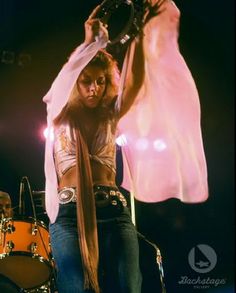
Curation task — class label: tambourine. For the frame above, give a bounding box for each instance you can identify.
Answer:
[95,0,144,45]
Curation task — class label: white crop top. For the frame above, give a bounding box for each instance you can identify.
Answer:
[53,117,118,179]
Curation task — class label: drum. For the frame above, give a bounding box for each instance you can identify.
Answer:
[0,217,53,290]
[0,273,21,293]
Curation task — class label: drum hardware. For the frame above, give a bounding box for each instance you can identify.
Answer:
[32,223,38,235]
[2,221,16,234]
[30,242,37,254]
[6,240,14,252]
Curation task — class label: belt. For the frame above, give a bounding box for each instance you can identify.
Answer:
[58,185,127,208]
[94,185,127,208]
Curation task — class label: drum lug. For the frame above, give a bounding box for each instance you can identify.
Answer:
[6,240,14,252]
[6,223,16,233]
[0,221,15,234]
[32,223,38,235]
[30,242,38,253]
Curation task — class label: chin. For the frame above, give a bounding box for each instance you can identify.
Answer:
[88,103,98,108]
[85,103,98,109]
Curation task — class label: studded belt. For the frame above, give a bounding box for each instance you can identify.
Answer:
[93,185,127,208]
[58,185,127,208]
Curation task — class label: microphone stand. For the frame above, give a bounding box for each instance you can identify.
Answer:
[24,176,38,235]
[19,177,25,216]
[19,176,38,234]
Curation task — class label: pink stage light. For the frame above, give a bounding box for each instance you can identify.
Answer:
[135,138,149,151]
[116,134,128,146]
[43,127,54,141]
[153,139,167,152]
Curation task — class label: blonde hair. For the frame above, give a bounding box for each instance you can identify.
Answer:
[85,49,120,106]
[54,50,120,125]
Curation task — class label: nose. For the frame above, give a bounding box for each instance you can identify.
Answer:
[89,81,98,93]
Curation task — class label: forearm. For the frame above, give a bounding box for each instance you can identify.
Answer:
[129,35,145,91]
[117,35,145,117]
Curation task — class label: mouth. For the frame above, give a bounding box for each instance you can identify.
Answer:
[88,95,97,100]
[86,96,100,107]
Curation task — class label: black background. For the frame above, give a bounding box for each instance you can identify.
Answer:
[0,1,234,292]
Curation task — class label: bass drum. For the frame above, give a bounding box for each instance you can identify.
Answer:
[0,217,53,290]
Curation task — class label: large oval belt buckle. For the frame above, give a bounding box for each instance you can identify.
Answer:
[58,187,76,204]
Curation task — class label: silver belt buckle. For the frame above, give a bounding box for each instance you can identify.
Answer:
[58,187,77,204]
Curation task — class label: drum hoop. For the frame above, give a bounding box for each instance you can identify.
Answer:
[1,217,48,230]
[0,251,52,267]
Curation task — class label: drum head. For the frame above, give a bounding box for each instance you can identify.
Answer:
[0,274,20,293]
[0,253,52,289]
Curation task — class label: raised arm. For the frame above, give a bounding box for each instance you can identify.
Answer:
[117,34,145,118]
[43,5,109,120]
[117,0,167,118]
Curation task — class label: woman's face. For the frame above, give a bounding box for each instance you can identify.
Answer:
[77,65,106,108]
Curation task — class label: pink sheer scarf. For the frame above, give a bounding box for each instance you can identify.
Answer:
[118,0,208,203]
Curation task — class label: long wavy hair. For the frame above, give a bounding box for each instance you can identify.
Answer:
[54,49,120,125]
[85,49,120,106]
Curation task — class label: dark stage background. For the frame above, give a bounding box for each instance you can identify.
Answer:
[0,1,234,292]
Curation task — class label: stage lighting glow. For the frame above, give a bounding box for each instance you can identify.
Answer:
[43,127,54,141]
[135,138,149,151]
[116,134,128,146]
[153,139,167,151]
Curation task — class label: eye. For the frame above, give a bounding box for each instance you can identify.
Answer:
[97,77,106,85]
[81,79,91,85]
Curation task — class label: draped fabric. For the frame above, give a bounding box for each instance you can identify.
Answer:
[75,129,99,293]
[118,0,208,203]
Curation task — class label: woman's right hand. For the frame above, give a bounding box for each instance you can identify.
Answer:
[84,5,109,45]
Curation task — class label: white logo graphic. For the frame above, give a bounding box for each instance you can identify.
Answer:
[188,244,217,273]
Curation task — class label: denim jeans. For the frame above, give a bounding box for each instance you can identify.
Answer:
[49,202,142,293]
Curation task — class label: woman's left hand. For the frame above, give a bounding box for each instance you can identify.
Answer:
[84,5,109,45]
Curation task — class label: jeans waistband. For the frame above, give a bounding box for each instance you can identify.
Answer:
[58,185,127,208]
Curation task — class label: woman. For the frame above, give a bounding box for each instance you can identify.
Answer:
[43,0,209,292]
[43,3,162,293]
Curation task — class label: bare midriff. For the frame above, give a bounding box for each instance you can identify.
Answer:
[58,161,116,189]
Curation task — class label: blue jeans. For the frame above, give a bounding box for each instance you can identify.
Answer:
[49,203,142,293]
